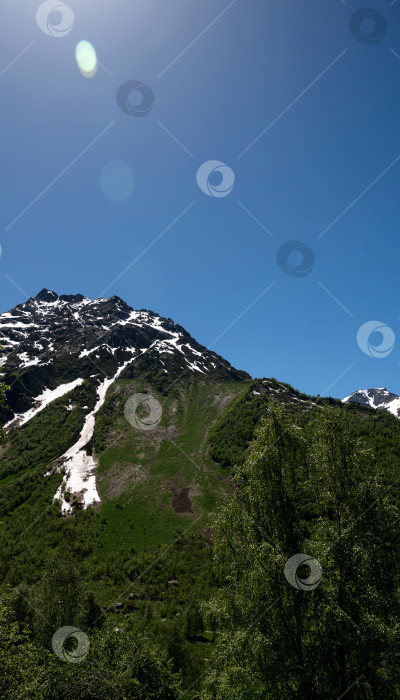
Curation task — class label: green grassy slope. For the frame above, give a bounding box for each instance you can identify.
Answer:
[90,375,251,556]
[2,372,400,694]
[2,372,400,590]
[0,373,251,587]
[209,377,400,495]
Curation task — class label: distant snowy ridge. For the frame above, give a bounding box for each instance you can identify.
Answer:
[342,388,400,419]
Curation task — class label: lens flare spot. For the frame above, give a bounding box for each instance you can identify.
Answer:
[75,41,97,78]
[100,161,135,202]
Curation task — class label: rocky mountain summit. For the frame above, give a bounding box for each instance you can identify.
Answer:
[0,288,249,421]
[0,289,250,514]
[342,387,400,418]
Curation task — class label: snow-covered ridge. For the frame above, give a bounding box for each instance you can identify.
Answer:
[0,289,247,436]
[342,388,400,419]
[0,289,219,377]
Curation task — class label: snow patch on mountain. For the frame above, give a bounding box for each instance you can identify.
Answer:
[342,388,400,419]
[4,378,84,429]
[0,289,232,378]
[54,359,135,513]
[0,289,249,513]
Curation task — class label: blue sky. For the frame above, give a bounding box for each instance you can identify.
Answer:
[1,0,400,398]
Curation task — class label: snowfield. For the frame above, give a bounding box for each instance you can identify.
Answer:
[54,358,135,513]
[4,378,84,429]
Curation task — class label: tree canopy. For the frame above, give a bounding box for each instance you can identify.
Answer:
[203,405,400,699]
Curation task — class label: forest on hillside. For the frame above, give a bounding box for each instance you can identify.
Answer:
[1,366,400,699]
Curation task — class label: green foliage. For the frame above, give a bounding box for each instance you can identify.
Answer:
[0,587,53,700]
[209,380,400,498]
[31,553,86,646]
[2,369,400,697]
[203,405,400,699]
[0,587,180,699]
[184,602,204,639]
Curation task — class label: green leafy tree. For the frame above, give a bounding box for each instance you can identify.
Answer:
[184,602,204,639]
[0,587,54,699]
[32,553,85,647]
[309,408,400,696]
[203,405,400,699]
[0,589,181,699]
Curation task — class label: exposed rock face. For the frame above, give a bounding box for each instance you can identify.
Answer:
[0,289,249,420]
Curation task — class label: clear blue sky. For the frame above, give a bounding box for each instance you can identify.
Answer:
[1,0,400,398]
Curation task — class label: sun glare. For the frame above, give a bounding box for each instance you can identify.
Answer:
[75,40,97,78]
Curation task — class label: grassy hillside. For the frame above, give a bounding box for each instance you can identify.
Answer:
[210,378,400,495]
[91,375,248,555]
[0,373,251,586]
[2,372,400,590]
[1,372,400,696]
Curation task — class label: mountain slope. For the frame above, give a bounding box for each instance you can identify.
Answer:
[2,290,400,590]
[0,288,248,420]
[2,293,400,698]
[0,290,250,515]
[343,387,400,418]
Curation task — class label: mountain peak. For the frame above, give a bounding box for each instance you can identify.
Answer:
[0,289,250,422]
[59,293,86,304]
[35,289,59,302]
[0,288,249,516]
[343,387,400,419]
